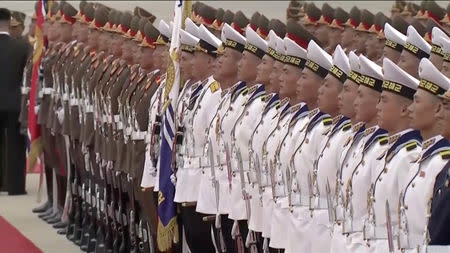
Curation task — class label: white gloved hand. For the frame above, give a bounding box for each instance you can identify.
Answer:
[34,105,40,114]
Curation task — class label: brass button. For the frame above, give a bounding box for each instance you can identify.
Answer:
[438,189,442,195]
[411,183,415,188]
[383,168,388,174]
[355,170,359,175]
[378,177,382,182]
[361,160,365,166]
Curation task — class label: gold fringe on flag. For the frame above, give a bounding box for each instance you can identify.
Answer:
[157,217,179,252]
[27,137,42,173]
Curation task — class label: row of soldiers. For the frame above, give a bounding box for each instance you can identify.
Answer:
[20,0,450,252]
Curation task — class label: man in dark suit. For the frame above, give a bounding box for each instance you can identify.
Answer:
[0,8,30,195]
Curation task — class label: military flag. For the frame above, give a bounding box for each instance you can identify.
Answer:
[27,0,48,172]
[157,0,192,251]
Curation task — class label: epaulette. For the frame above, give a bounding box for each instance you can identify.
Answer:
[323,117,333,126]
[73,46,80,58]
[342,123,352,131]
[130,71,138,82]
[209,80,220,93]
[379,136,388,145]
[441,150,450,160]
[405,141,418,151]
[137,72,146,84]
[110,63,120,76]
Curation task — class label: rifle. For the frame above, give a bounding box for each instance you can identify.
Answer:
[397,191,409,250]
[326,179,335,229]
[224,143,233,193]
[208,139,226,253]
[254,154,263,206]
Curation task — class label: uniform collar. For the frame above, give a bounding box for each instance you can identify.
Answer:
[363,126,388,152]
[418,135,450,163]
[385,129,422,162]
[306,110,330,132]
[230,81,247,102]
[263,93,280,115]
[246,83,265,105]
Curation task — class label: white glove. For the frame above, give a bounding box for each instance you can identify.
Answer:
[34,105,40,114]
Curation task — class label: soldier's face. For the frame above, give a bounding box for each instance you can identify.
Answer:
[341,27,355,49]
[29,20,36,37]
[429,53,444,71]
[296,68,322,107]
[180,51,194,80]
[382,46,402,63]
[269,60,283,93]
[376,91,410,132]
[354,85,380,124]
[139,47,154,70]
[315,24,330,47]
[355,31,369,55]
[279,64,301,102]
[339,80,359,119]
[408,89,440,134]
[318,75,342,116]
[365,36,383,61]
[256,55,273,86]
[435,99,450,138]
[441,61,450,78]
[191,51,214,80]
[237,51,259,83]
[60,23,73,42]
[397,51,420,78]
[88,29,99,49]
[328,28,343,50]
[111,34,123,57]
[215,48,240,85]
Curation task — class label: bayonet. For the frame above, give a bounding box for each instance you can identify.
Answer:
[386,200,394,253]
[326,179,334,225]
[224,142,233,192]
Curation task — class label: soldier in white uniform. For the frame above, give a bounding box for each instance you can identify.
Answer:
[366,57,422,253]
[382,21,407,63]
[329,50,365,253]
[195,22,246,252]
[428,26,449,70]
[173,23,223,253]
[309,44,353,253]
[227,23,270,249]
[397,25,431,79]
[340,54,388,253]
[398,59,450,252]
[289,40,333,252]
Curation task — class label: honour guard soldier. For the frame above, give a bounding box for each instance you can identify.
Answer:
[176,23,223,253]
[301,2,322,35]
[340,6,361,54]
[309,44,353,253]
[289,40,333,252]
[365,12,390,64]
[367,57,422,252]
[382,18,408,63]
[325,7,349,54]
[196,21,245,252]
[315,3,334,52]
[429,27,449,70]
[398,25,431,78]
[398,58,450,252]
[428,43,450,247]
[328,51,366,253]
[354,9,375,56]
[339,55,387,253]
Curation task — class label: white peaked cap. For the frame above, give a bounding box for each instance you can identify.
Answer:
[180,29,199,47]
[305,40,332,78]
[405,25,431,59]
[185,18,199,37]
[244,25,268,58]
[382,57,419,99]
[359,55,383,91]
[158,20,171,39]
[384,23,407,52]
[284,37,307,68]
[267,30,278,50]
[275,34,285,55]
[431,27,449,56]
[284,37,307,59]
[348,51,361,84]
[418,58,450,96]
[332,45,351,76]
[198,24,222,49]
[441,38,450,62]
[222,23,246,52]
[360,55,383,80]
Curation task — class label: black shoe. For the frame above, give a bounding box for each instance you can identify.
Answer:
[80,245,88,252]
[53,220,68,229]
[57,228,67,235]
[47,213,62,224]
[32,201,52,213]
[38,208,53,219]
[43,212,59,223]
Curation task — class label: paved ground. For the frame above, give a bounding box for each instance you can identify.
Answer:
[0,173,81,253]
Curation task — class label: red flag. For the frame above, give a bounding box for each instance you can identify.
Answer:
[27,0,46,172]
